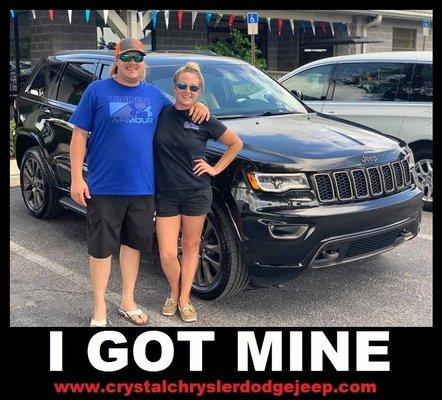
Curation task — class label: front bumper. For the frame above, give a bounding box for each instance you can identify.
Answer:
[235,187,422,282]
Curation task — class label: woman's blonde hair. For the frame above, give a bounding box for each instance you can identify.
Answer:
[173,62,204,91]
[109,60,146,81]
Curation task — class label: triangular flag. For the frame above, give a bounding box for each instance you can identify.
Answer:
[10,10,15,18]
[177,11,184,30]
[277,18,283,36]
[215,13,223,27]
[31,10,36,19]
[266,17,271,33]
[205,12,212,26]
[48,10,54,22]
[300,20,306,34]
[228,15,235,29]
[138,11,143,32]
[151,10,158,29]
[164,10,169,29]
[191,11,198,30]
[85,10,91,23]
[310,21,316,35]
[289,19,294,35]
[103,10,108,25]
[68,10,72,24]
[329,21,335,36]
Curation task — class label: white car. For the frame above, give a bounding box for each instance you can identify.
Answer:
[279,51,433,210]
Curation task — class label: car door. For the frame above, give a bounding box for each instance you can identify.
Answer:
[48,61,99,190]
[279,63,335,113]
[18,61,63,141]
[398,63,432,145]
[322,62,413,136]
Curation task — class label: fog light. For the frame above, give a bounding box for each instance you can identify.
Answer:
[321,249,339,259]
[268,224,308,240]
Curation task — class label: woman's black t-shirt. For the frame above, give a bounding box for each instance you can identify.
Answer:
[153,105,227,191]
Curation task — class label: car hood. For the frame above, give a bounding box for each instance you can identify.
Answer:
[213,113,406,171]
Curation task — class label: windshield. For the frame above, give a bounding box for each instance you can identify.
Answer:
[146,62,308,117]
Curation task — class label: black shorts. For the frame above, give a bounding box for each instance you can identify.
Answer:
[155,187,213,217]
[86,195,155,259]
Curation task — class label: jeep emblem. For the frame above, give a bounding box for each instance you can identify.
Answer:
[361,155,377,163]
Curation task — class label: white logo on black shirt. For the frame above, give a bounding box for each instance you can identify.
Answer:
[183,121,200,131]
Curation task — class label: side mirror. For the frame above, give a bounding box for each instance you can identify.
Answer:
[291,89,302,100]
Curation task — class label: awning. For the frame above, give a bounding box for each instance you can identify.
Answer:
[301,36,383,46]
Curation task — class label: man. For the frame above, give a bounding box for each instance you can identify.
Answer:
[69,38,209,326]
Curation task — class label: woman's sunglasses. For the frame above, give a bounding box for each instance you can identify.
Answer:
[175,82,200,92]
[118,53,144,63]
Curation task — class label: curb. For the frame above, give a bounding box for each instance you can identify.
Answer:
[10,159,20,188]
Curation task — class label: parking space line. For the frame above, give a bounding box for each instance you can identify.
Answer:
[10,241,183,327]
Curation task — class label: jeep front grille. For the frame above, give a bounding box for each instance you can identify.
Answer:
[333,171,353,200]
[401,159,411,185]
[313,159,412,203]
[343,228,402,258]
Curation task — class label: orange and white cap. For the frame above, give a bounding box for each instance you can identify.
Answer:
[115,38,146,55]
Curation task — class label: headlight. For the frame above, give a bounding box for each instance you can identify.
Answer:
[404,146,415,168]
[246,172,310,192]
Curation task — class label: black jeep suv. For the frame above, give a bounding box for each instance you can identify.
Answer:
[14,50,422,299]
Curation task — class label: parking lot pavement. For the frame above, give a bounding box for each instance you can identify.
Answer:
[10,187,432,327]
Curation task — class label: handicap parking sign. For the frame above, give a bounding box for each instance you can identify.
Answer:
[423,19,430,28]
[247,12,258,24]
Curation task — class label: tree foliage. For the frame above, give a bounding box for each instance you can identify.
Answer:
[98,37,116,50]
[196,29,267,70]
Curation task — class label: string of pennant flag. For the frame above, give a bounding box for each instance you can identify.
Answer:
[9,10,351,36]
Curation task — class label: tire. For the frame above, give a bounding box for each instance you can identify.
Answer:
[191,198,250,300]
[413,147,433,212]
[20,146,64,219]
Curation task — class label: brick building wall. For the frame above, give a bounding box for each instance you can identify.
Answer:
[365,17,432,52]
[266,20,299,71]
[154,12,300,72]
[153,11,208,50]
[29,10,97,66]
[336,15,433,55]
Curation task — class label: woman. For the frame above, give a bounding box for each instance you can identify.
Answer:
[153,62,243,322]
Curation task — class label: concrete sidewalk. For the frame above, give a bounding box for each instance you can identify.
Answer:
[10,159,19,188]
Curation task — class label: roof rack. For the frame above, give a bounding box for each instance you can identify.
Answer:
[151,50,217,56]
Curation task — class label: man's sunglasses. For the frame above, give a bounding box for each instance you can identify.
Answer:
[175,82,200,92]
[118,53,144,63]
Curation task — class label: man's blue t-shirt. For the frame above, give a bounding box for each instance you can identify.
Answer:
[69,78,172,195]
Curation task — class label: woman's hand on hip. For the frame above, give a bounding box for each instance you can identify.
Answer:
[193,159,217,177]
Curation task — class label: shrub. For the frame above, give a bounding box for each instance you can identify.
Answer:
[196,29,267,70]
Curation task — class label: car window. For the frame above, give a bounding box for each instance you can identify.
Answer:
[147,63,308,117]
[282,64,333,100]
[332,62,413,102]
[26,63,62,99]
[100,64,111,80]
[409,64,432,102]
[56,63,97,105]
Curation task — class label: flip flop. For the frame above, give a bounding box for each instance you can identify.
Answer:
[117,307,149,326]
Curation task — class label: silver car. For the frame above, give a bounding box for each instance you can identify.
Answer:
[279,51,432,210]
